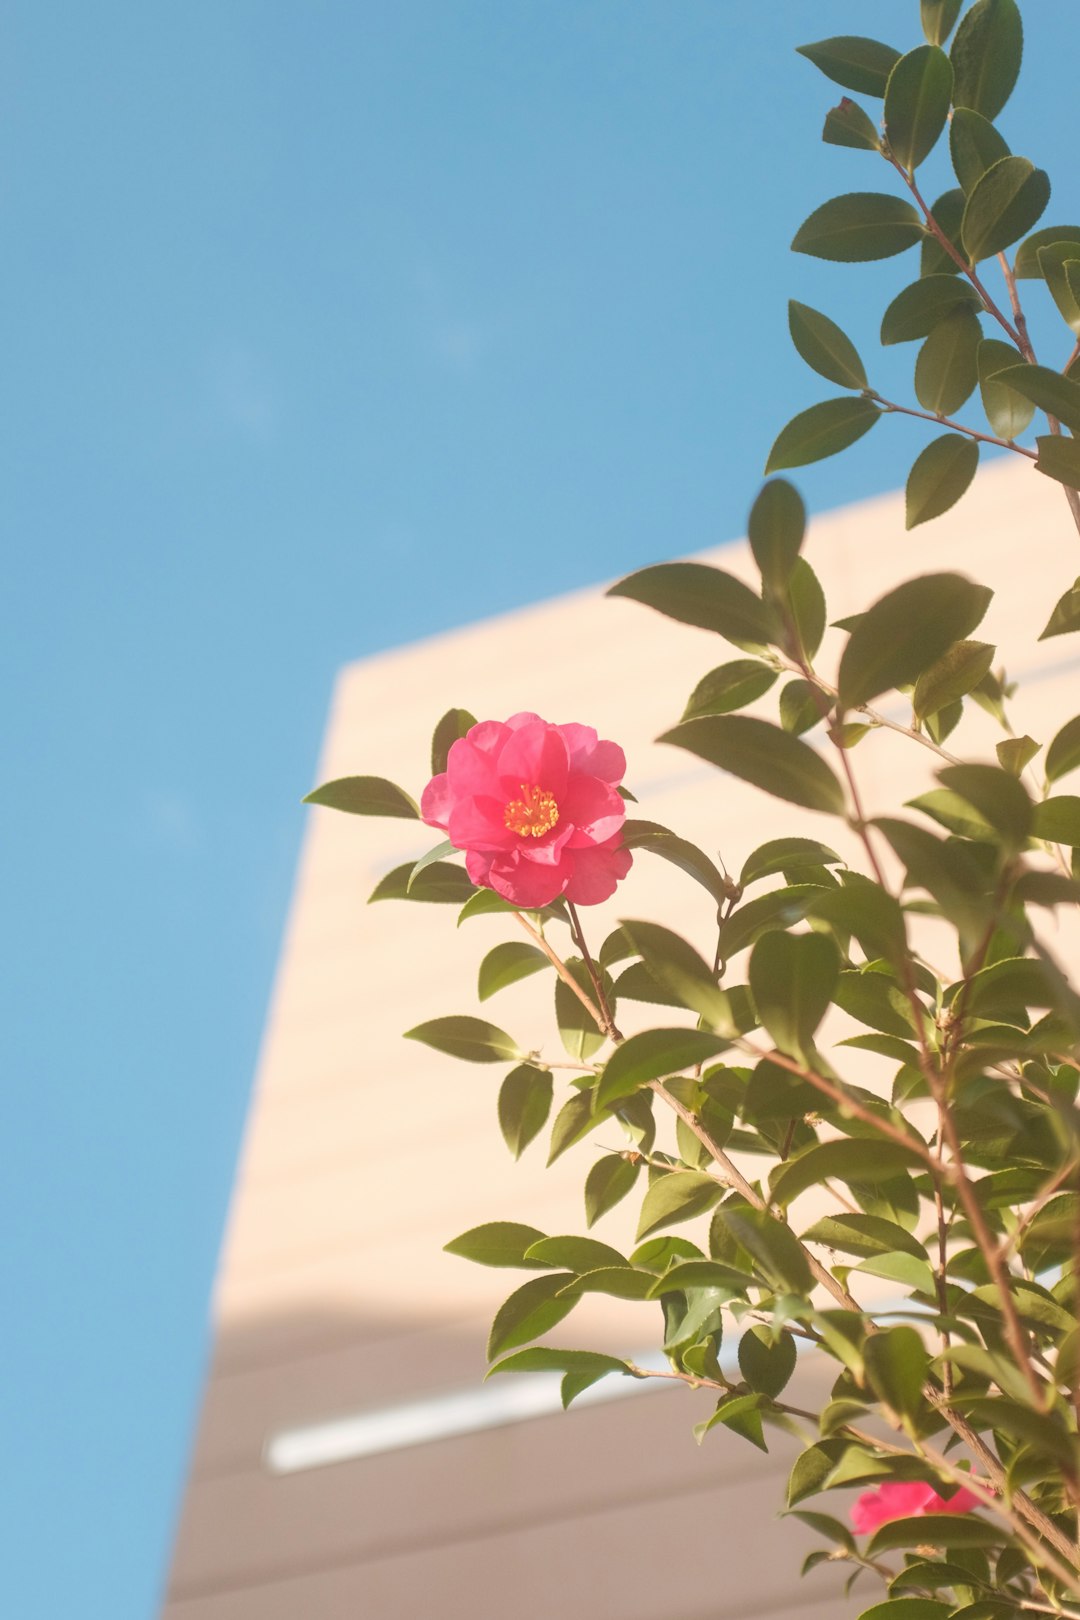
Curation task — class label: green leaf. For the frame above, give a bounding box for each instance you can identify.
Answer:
[787,1441,849,1508]
[497,1065,553,1159]
[749,930,839,1061]
[370,860,475,904]
[937,761,1032,844]
[880,275,982,345]
[857,1603,951,1620]
[738,1325,797,1398]
[486,1346,629,1379]
[791,193,924,262]
[921,188,966,276]
[597,1028,730,1109]
[960,955,1056,1016]
[1046,715,1080,785]
[976,338,1033,439]
[682,659,778,720]
[445,1221,551,1268]
[1035,434,1080,493]
[884,45,952,173]
[635,1171,722,1241]
[645,1259,750,1297]
[994,364,1080,433]
[905,437,980,530]
[796,36,902,97]
[740,838,843,887]
[996,734,1040,777]
[659,715,846,815]
[949,108,1010,195]
[555,956,610,1062]
[695,1391,768,1451]
[748,476,807,601]
[741,1056,821,1123]
[525,1235,627,1272]
[406,839,458,891]
[717,885,821,961]
[770,1138,926,1210]
[950,0,1023,121]
[430,707,477,775]
[547,1089,610,1165]
[1015,224,1080,278]
[1033,795,1080,845]
[620,919,732,1028]
[1037,243,1080,335]
[788,557,828,660]
[303,774,419,818]
[921,0,963,46]
[906,787,995,839]
[914,307,981,414]
[962,158,1051,264]
[486,1273,578,1360]
[837,573,992,709]
[765,397,881,471]
[833,967,922,1039]
[620,819,728,906]
[714,1206,812,1293]
[823,98,881,152]
[802,1213,926,1260]
[863,1325,929,1424]
[405,1015,523,1064]
[1039,577,1080,640]
[778,678,822,736]
[912,638,994,715]
[868,1515,1003,1555]
[787,303,866,390]
[806,883,910,969]
[478,941,550,1001]
[584,1154,640,1227]
[607,562,774,647]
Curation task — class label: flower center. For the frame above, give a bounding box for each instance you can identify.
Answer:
[503,782,560,839]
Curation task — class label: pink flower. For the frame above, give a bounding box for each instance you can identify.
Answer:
[421,712,632,909]
[850,1480,979,1535]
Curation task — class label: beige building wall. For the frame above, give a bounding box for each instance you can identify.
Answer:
[163,458,1080,1619]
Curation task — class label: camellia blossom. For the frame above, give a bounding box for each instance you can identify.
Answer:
[421,712,632,908]
[850,1479,979,1535]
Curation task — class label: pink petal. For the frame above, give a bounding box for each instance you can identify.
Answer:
[465,849,495,889]
[560,773,626,847]
[448,795,517,852]
[934,1487,980,1515]
[496,721,569,799]
[464,720,513,757]
[421,773,453,830]
[850,1481,938,1535]
[560,725,626,784]
[487,849,570,908]
[563,838,633,905]
[446,736,504,799]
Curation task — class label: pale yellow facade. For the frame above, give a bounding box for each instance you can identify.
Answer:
[163,459,1080,1619]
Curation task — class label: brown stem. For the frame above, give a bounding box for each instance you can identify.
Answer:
[997,251,1080,539]
[513,911,606,1032]
[867,390,1038,458]
[566,899,621,1040]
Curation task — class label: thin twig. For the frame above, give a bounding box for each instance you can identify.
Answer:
[513,910,606,1031]
[866,390,1037,458]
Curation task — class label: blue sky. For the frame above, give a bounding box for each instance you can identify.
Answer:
[5,3,1075,1614]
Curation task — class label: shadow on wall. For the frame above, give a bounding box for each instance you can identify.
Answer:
[162,1301,859,1620]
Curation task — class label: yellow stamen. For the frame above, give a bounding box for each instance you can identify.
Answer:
[503,782,559,838]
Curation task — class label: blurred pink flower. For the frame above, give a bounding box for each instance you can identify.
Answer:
[422,712,632,908]
[850,1479,979,1535]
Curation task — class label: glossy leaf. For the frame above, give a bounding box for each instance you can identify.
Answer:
[620,919,731,1028]
[682,659,778,720]
[884,45,952,173]
[867,1515,1005,1554]
[788,557,828,661]
[961,158,1051,264]
[795,36,901,97]
[823,98,880,151]
[486,1346,629,1379]
[791,193,924,262]
[660,715,846,815]
[584,1154,640,1227]
[807,882,909,968]
[597,1028,730,1109]
[739,1326,797,1399]
[430,707,477,775]
[778,678,822,736]
[1046,715,1080,784]
[620,819,728,906]
[1015,224,1080,278]
[996,733,1040,776]
[547,1090,610,1165]
[1033,795,1080,845]
[802,1213,926,1259]
[635,1171,722,1241]
[976,338,1033,438]
[478,941,550,1001]
[1039,577,1080,640]
[880,275,982,344]
[921,0,963,46]
[740,838,842,887]
[788,302,866,390]
[993,363,1080,433]
[608,562,775,647]
[1035,434,1080,493]
[405,1015,523,1064]
[949,108,1010,194]
[717,885,823,961]
[950,0,1023,121]
[748,476,807,600]
[905,435,980,530]
[524,1234,627,1273]
[714,1206,812,1293]
[912,638,994,715]
[914,307,981,414]
[837,573,992,708]
[765,397,881,472]
[937,762,1032,844]
[863,1325,929,1425]
[1038,243,1080,335]
[555,956,611,1062]
[770,1138,925,1209]
[444,1221,551,1269]
[921,188,965,276]
[303,774,419,818]
[370,860,475,904]
[486,1273,578,1360]
[749,930,839,1060]
[498,1065,553,1159]
[857,1599,951,1619]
